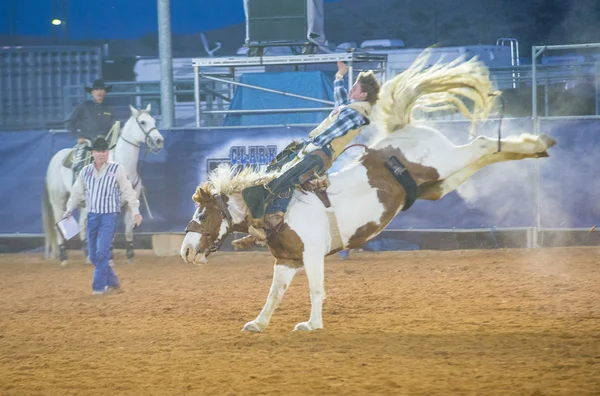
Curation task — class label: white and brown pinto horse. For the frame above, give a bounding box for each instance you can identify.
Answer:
[180,54,557,332]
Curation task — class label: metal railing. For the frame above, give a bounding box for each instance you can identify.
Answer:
[2,54,600,131]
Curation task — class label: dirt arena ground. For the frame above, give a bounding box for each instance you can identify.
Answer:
[0,247,598,396]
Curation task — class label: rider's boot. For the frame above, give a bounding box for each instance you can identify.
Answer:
[248,211,285,244]
[231,235,261,250]
[232,216,267,249]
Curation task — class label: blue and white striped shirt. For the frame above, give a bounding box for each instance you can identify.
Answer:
[67,161,140,215]
[310,79,368,147]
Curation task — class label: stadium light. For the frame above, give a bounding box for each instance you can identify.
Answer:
[51,19,62,26]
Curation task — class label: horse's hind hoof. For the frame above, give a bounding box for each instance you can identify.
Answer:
[127,258,134,264]
[60,260,68,267]
[539,134,557,149]
[242,321,264,332]
[293,321,323,332]
[293,322,313,332]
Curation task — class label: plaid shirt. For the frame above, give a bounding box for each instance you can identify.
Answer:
[310,79,368,148]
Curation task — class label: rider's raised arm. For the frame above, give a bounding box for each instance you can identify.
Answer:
[334,61,349,107]
[333,78,348,107]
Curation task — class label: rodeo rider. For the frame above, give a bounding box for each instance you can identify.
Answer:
[232,61,381,249]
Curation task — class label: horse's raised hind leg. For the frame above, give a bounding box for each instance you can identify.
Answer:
[418,133,556,200]
[294,252,325,332]
[242,262,299,332]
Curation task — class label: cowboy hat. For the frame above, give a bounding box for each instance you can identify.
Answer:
[85,136,116,152]
[85,79,112,93]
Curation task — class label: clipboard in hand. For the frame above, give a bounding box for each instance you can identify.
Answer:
[56,216,80,241]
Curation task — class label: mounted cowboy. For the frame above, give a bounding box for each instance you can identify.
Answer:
[66,79,116,179]
[232,61,381,249]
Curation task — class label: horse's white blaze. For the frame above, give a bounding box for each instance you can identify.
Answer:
[216,219,229,242]
[181,231,202,263]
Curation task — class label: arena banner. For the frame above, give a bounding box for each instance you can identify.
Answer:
[0,131,74,234]
[538,118,600,229]
[0,118,596,235]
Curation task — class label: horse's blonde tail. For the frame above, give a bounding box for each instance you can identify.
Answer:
[373,49,500,136]
[42,182,56,260]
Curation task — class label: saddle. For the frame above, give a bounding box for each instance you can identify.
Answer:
[62,150,76,169]
[62,146,92,184]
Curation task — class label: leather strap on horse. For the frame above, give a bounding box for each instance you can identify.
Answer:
[326,209,344,252]
[494,94,505,153]
[309,180,344,252]
[384,156,418,211]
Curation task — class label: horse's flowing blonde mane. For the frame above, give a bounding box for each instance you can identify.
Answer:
[373,49,499,137]
[193,164,282,201]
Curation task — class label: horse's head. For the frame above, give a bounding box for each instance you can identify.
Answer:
[180,184,237,264]
[126,104,164,153]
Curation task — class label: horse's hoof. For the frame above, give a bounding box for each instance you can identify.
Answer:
[242,321,264,332]
[539,134,557,149]
[127,258,134,264]
[293,322,322,332]
[60,260,68,267]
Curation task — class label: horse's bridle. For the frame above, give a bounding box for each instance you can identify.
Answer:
[120,115,162,153]
[184,194,234,254]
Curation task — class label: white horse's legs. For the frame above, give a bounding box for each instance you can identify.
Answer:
[243,264,298,332]
[78,207,91,264]
[50,201,68,266]
[123,206,135,263]
[294,252,325,332]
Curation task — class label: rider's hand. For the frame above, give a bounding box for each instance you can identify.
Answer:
[302,143,320,155]
[77,137,88,144]
[63,210,72,219]
[133,214,143,227]
[336,61,348,78]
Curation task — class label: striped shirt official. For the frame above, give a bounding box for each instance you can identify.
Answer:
[67,161,140,216]
[82,162,120,213]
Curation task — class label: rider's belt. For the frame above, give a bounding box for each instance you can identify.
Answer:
[310,145,334,170]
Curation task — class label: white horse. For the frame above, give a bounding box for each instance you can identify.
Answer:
[43,104,164,266]
[179,53,557,332]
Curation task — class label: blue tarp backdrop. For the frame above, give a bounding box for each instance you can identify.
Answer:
[0,118,597,235]
[223,71,334,126]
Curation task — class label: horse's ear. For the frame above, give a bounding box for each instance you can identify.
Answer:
[130,105,139,117]
[192,186,213,204]
[200,187,212,201]
[145,103,151,112]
